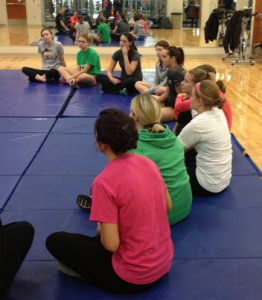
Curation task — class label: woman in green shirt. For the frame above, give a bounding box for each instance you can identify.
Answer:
[58,34,101,88]
[129,94,192,225]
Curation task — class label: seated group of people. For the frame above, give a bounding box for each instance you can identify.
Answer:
[2,25,233,298]
[55,6,147,46]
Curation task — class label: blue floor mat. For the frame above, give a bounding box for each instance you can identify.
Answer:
[4,259,262,300]
[2,204,262,260]
[5,175,95,210]
[52,117,96,133]
[26,133,107,176]
[0,176,20,209]
[0,209,96,260]
[0,71,73,117]
[232,138,258,176]
[0,118,55,133]
[0,132,48,175]
[30,34,157,47]
[63,86,133,117]
[1,69,262,300]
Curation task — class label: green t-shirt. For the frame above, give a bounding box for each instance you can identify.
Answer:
[76,48,101,75]
[130,125,192,225]
[98,22,111,43]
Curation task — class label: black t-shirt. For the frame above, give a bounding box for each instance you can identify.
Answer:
[55,13,64,30]
[166,65,185,108]
[112,49,142,80]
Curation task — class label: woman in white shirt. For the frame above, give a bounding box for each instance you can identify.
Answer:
[178,80,232,197]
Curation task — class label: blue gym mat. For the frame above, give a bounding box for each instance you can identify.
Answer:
[0,71,73,117]
[0,118,56,133]
[30,33,157,47]
[0,69,262,300]
[5,258,262,300]
[26,133,107,176]
[52,117,96,133]
[0,176,20,209]
[4,175,95,210]
[63,69,155,117]
[63,87,133,117]
[0,132,48,175]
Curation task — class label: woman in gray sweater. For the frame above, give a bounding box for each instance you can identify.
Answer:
[135,40,169,95]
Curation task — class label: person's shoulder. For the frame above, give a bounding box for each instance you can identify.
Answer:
[54,41,63,47]
[114,49,122,55]
[89,47,99,55]
[129,152,153,164]
[132,50,140,56]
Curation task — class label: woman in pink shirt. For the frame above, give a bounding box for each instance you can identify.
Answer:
[46,108,174,294]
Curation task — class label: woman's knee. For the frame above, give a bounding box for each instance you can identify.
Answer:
[22,67,30,75]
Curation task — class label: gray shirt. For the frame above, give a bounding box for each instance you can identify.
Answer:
[116,20,130,35]
[147,60,168,94]
[112,49,142,80]
[38,41,64,70]
[133,20,145,36]
[75,21,90,35]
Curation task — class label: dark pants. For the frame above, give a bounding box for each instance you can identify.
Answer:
[46,232,160,294]
[55,28,69,35]
[110,32,121,41]
[96,74,138,94]
[0,220,34,298]
[22,67,60,83]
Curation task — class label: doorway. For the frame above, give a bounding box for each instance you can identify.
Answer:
[6,0,27,25]
[182,0,202,28]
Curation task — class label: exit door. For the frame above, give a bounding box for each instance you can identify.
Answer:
[6,0,27,21]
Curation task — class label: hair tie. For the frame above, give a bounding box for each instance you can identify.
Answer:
[195,82,202,99]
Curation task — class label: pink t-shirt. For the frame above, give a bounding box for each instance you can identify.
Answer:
[174,91,232,130]
[90,153,174,285]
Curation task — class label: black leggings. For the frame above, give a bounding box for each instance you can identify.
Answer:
[110,32,121,41]
[96,74,138,94]
[186,166,217,197]
[0,220,34,297]
[46,232,162,294]
[22,67,60,83]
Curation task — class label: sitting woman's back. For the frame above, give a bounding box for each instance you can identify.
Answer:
[129,94,192,225]
[46,108,174,294]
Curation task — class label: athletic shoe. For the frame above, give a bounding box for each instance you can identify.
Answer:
[119,88,129,96]
[59,78,66,85]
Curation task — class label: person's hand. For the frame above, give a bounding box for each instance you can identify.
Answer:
[177,92,186,98]
[121,46,128,56]
[182,94,189,101]
[111,77,121,85]
[69,78,76,86]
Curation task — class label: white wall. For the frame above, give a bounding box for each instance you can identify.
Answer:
[236,0,250,10]
[26,0,42,26]
[0,0,8,25]
[166,0,218,28]
[0,0,42,26]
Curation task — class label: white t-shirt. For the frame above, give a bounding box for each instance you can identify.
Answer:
[75,21,90,35]
[178,107,232,193]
